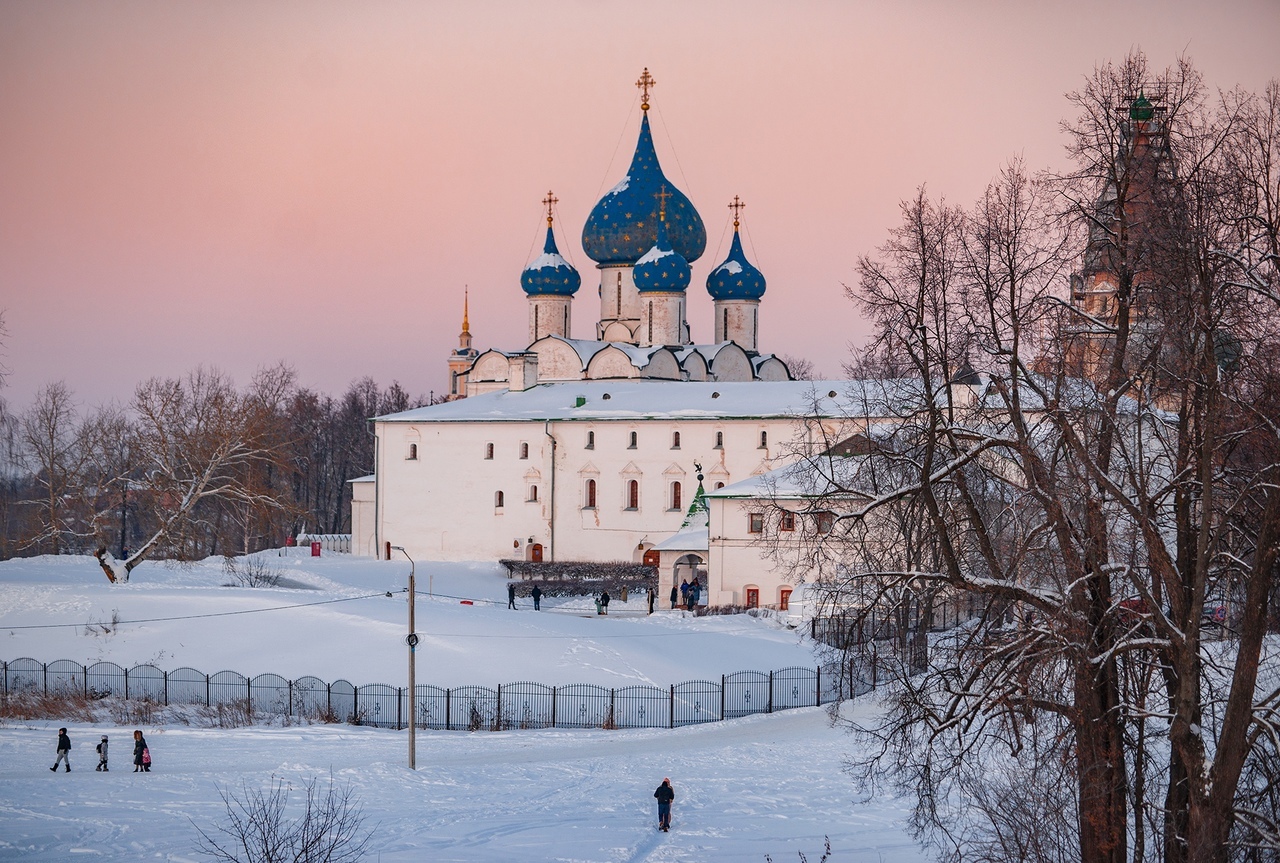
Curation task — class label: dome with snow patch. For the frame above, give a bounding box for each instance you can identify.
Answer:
[581,112,706,266]
[632,216,691,293]
[706,227,766,300]
[521,222,581,296]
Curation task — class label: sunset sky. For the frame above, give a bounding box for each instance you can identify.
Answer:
[2,0,1277,411]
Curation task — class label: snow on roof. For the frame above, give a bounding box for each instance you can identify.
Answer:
[375,379,921,423]
[635,244,676,265]
[651,508,710,552]
[712,259,744,275]
[348,474,376,484]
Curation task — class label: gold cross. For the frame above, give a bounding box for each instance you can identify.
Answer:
[542,190,558,226]
[655,184,672,220]
[728,195,745,229]
[636,67,656,111]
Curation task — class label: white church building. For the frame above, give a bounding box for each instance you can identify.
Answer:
[353,70,867,608]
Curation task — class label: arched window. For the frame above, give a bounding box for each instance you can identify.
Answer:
[714,431,724,449]
[715,481,725,490]
[759,430,768,449]
[671,431,681,449]
[495,491,505,508]
[520,442,529,460]
[585,479,597,508]
[407,443,418,460]
[671,481,682,511]
[528,485,538,502]
[627,480,639,510]
[586,430,595,449]
[628,431,638,449]
[485,442,494,460]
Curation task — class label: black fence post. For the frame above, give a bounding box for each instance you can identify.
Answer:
[43,660,48,695]
[206,674,211,708]
[551,686,557,728]
[669,684,674,728]
[326,681,331,719]
[445,688,452,731]
[815,667,821,706]
[288,681,294,719]
[720,675,726,720]
[767,671,773,713]
[397,687,403,730]
[83,665,88,699]
[496,684,502,731]
[124,666,129,701]
[353,684,358,725]
[164,671,169,706]
[247,677,253,714]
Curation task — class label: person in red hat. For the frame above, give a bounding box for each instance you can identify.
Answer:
[654,777,675,831]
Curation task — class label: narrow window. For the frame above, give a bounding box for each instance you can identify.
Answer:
[616,280,622,316]
[520,442,529,460]
[714,431,723,449]
[759,431,768,449]
[585,479,597,508]
[586,430,595,449]
[495,491,504,508]
[779,588,792,611]
[533,305,539,334]
[748,513,764,533]
[715,481,725,490]
[627,480,639,510]
[485,442,494,460]
[647,302,653,343]
[671,430,681,449]
[528,485,538,502]
[564,306,568,333]
[815,512,834,534]
[671,481,682,511]
[407,443,418,460]
[779,512,795,532]
[628,431,638,449]
[723,308,729,340]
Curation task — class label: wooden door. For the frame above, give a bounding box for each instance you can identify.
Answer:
[530,543,543,562]
[746,588,759,609]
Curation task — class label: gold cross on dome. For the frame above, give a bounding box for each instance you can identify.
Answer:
[636,67,656,111]
[728,195,745,229]
[655,184,672,220]
[542,190,558,226]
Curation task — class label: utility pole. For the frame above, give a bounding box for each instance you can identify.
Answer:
[391,545,417,769]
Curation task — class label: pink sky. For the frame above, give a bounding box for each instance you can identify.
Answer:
[2,0,1277,411]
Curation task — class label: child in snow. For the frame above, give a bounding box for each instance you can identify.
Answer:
[51,728,71,772]
[600,591,610,615]
[133,730,150,772]
[95,735,109,771]
[654,778,675,831]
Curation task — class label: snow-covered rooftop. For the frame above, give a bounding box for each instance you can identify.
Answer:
[376,379,922,424]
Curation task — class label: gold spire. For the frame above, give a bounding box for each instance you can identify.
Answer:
[542,190,558,227]
[636,67,655,112]
[655,184,671,221]
[461,286,470,336]
[728,195,745,231]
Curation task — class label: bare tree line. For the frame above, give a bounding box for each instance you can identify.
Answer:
[0,361,426,577]
[767,54,1279,863]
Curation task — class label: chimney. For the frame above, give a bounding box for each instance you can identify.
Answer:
[508,352,539,392]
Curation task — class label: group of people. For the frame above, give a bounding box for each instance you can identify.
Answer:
[507,583,544,610]
[51,728,151,773]
[670,578,701,611]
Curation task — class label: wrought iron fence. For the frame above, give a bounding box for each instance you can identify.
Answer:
[1,657,858,732]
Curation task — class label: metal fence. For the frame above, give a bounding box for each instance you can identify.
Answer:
[2,658,860,732]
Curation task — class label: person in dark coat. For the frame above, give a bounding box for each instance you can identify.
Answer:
[654,778,675,831]
[51,728,71,772]
[95,735,109,771]
[670,584,679,609]
[647,587,656,615]
[507,582,517,609]
[600,591,610,615]
[531,585,542,611]
[133,730,149,772]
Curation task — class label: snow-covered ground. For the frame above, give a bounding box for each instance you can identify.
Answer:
[0,553,925,861]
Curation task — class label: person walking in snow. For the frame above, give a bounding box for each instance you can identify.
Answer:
[51,728,71,772]
[507,582,517,609]
[600,591,610,615]
[133,730,150,772]
[647,587,656,615]
[679,579,689,605]
[670,584,679,609]
[531,585,542,610]
[654,778,675,831]
[95,735,109,771]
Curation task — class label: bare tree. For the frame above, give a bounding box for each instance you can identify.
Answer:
[19,381,90,554]
[193,774,373,863]
[93,365,295,583]
[786,54,1280,863]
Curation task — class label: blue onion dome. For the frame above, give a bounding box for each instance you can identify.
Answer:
[706,228,766,300]
[632,215,691,293]
[521,219,581,296]
[581,113,706,266]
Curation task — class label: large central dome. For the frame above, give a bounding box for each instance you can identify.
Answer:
[581,114,706,266]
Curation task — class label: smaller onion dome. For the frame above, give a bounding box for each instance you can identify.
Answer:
[521,200,581,296]
[707,202,766,300]
[1130,93,1154,122]
[633,213,691,294]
